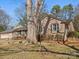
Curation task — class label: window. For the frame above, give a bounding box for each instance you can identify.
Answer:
[52,24,59,32]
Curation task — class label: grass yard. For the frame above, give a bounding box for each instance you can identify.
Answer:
[0,40,79,59]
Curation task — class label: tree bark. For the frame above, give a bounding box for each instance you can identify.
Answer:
[26,0,43,43]
[63,25,68,43]
[64,28,68,41]
[26,0,37,43]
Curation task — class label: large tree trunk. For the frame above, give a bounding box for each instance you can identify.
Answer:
[34,0,43,51]
[26,0,43,43]
[26,0,37,43]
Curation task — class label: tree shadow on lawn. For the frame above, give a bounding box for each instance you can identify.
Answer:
[64,44,79,53]
[55,41,79,53]
[0,48,22,56]
[0,44,79,57]
[17,45,79,57]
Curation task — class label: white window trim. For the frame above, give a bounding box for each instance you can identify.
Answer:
[51,24,59,32]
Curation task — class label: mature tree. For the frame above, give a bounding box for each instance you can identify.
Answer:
[15,0,46,43]
[63,4,73,20]
[26,0,36,43]
[62,4,74,43]
[0,8,10,30]
[51,4,74,20]
[51,5,61,17]
[26,0,45,43]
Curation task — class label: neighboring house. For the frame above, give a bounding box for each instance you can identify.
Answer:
[0,25,27,39]
[41,15,75,36]
[0,30,13,39]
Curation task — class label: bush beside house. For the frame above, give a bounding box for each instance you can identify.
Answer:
[67,31,79,39]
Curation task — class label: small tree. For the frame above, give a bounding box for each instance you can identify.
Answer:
[0,8,10,30]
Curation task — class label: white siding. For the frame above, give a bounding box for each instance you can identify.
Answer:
[0,33,13,39]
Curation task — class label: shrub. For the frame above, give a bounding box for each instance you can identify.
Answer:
[67,31,79,38]
[19,41,22,44]
[74,31,79,38]
[67,31,75,38]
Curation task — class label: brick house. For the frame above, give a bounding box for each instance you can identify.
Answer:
[41,15,75,38]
